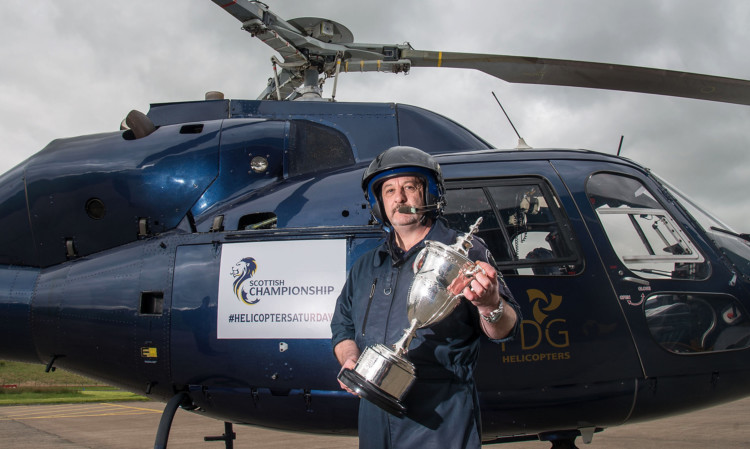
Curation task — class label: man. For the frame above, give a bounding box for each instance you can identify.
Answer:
[330,146,520,448]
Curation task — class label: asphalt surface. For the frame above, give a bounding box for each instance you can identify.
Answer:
[1,397,749,448]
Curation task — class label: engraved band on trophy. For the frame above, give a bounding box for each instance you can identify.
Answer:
[338,217,484,416]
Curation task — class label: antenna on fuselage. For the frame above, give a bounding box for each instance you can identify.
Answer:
[492,91,532,150]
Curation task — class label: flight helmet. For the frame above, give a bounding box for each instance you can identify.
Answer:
[361,146,445,226]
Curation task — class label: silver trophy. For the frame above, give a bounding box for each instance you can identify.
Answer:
[338,218,484,416]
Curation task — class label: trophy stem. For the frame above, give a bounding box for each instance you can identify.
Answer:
[392,318,419,357]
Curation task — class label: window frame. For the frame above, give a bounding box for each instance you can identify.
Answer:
[586,171,708,280]
[444,176,583,276]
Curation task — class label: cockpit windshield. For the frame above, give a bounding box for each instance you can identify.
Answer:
[654,175,750,279]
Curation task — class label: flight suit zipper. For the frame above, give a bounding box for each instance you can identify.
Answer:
[361,278,377,337]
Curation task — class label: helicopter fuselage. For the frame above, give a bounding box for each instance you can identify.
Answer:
[1,99,749,442]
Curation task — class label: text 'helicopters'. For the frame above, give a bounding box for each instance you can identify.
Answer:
[2,1,750,447]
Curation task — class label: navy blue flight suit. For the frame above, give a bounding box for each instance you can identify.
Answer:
[331,219,520,448]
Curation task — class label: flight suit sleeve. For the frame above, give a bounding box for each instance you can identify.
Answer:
[330,269,357,351]
[490,271,522,344]
[471,240,522,344]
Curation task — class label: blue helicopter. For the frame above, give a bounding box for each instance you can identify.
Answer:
[2,1,750,448]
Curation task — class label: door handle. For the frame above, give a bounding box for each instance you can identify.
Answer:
[622,276,650,286]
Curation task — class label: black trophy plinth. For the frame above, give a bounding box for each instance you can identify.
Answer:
[338,367,407,417]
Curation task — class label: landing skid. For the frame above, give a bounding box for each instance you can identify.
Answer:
[154,392,189,449]
[153,392,236,449]
[485,428,597,448]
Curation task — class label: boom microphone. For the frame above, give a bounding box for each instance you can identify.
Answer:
[397,204,439,214]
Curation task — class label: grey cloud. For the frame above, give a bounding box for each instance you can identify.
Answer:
[0,0,748,230]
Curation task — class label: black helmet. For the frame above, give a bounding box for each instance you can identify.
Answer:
[361,146,445,226]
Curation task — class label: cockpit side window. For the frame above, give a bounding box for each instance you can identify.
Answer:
[286,121,355,177]
[443,178,582,276]
[586,172,708,280]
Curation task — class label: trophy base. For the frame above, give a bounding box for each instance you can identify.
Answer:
[338,368,407,417]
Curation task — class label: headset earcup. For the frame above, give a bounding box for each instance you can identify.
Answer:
[372,202,384,224]
[367,190,388,226]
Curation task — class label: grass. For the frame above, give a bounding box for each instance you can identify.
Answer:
[0,360,147,405]
[0,386,147,405]
[0,359,98,386]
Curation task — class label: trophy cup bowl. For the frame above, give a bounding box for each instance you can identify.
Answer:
[338,218,483,416]
[408,240,482,328]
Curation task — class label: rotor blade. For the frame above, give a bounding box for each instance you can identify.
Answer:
[403,50,750,106]
[213,0,354,64]
[212,0,299,36]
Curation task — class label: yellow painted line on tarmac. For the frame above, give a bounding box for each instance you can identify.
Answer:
[0,402,162,421]
[0,403,102,419]
[2,410,153,420]
[101,402,163,414]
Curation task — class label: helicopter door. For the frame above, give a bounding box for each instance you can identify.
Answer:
[440,165,642,430]
[568,167,750,379]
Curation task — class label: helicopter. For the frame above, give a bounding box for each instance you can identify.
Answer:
[2,1,750,448]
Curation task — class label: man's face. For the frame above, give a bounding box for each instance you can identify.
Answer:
[381,175,425,227]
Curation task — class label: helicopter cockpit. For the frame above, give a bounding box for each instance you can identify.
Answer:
[442,178,582,276]
[584,171,750,355]
[587,172,708,280]
[656,175,750,281]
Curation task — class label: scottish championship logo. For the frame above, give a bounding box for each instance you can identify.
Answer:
[231,257,260,305]
[217,239,346,339]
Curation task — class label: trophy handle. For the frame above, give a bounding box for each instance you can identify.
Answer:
[463,263,484,278]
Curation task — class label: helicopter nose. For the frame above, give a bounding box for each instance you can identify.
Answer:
[0,267,40,363]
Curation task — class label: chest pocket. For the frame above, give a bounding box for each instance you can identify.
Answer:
[354,262,403,348]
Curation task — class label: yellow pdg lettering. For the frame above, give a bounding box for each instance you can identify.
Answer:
[501,290,571,363]
[545,318,569,348]
[520,320,543,350]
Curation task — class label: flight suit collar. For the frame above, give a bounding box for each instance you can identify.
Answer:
[374,219,456,267]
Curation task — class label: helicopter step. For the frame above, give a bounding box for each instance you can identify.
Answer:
[204,422,237,449]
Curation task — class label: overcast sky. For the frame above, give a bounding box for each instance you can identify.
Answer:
[1,0,748,230]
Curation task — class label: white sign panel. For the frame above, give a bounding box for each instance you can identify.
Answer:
[217,239,346,339]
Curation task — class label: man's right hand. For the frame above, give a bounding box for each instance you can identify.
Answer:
[337,358,359,395]
[334,339,361,395]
